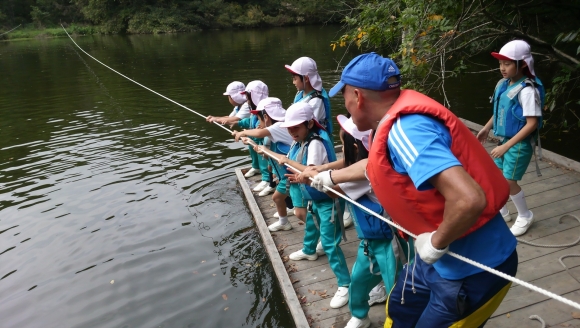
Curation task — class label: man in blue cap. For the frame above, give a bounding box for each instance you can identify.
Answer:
[309,53,518,327]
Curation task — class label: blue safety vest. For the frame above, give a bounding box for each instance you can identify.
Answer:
[348,195,393,240]
[287,129,336,200]
[492,76,545,138]
[247,114,262,143]
[294,89,333,135]
[269,137,291,180]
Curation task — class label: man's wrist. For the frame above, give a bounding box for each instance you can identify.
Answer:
[328,170,336,185]
[430,232,448,250]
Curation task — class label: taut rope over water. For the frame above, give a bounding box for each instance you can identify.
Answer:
[61,25,580,313]
[0,24,21,37]
[59,24,232,135]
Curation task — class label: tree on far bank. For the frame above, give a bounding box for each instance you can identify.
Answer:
[333,0,580,136]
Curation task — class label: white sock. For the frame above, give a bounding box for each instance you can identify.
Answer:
[510,190,532,219]
[500,205,509,216]
[278,215,288,225]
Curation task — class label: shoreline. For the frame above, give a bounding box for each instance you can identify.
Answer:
[0,22,324,42]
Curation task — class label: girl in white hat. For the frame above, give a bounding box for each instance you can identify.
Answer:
[477,40,546,237]
[268,102,352,309]
[299,115,411,327]
[237,81,272,189]
[206,81,251,126]
[232,97,295,230]
[285,57,333,135]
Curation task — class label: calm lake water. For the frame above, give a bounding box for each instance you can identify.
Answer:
[0,25,577,328]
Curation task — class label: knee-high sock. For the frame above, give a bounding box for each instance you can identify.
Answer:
[510,190,532,218]
[500,204,509,216]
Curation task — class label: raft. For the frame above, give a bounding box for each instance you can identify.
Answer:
[236,119,580,328]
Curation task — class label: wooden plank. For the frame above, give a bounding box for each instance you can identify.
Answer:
[504,195,580,230]
[516,174,580,198]
[515,208,580,242]
[519,165,568,185]
[516,182,580,210]
[489,290,580,328]
[513,242,580,283]
[493,267,580,316]
[461,117,580,173]
[283,239,361,272]
[238,128,580,327]
[235,168,310,328]
[515,225,580,262]
[315,305,386,328]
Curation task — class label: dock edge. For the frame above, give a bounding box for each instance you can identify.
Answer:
[235,168,311,328]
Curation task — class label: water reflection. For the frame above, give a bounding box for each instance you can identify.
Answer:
[2,26,347,327]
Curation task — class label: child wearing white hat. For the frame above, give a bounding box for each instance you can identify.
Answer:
[207,81,251,125]
[268,102,351,309]
[237,81,271,183]
[285,57,333,135]
[477,40,546,237]
[232,98,295,229]
[299,115,411,327]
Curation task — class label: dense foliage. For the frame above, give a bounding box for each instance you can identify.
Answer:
[0,0,349,35]
[333,0,580,135]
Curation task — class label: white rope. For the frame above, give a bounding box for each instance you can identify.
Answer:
[517,215,580,248]
[0,24,21,36]
[60,25,232,135]
[61,25,580,312]
[529,315,546,328]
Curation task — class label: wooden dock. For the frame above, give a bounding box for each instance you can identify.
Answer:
[236,122,580,328]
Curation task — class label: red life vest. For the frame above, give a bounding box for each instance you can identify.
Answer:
[366,90,509,237]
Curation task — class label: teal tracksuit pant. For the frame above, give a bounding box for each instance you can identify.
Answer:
[302,198,351,287]
[347,200,414,319]
[248,145,260,170]
[247,140,268,181]
[349,239,405,319]
[238,117,268,181]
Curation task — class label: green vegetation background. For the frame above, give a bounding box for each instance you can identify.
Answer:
[1,0,578,146]
[0,0,350,40]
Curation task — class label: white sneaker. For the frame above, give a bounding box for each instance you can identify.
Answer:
[511,211,534,237]
[274,208,294,218]
[343,210,353,228]
[268,221,292,232]
[345,316,371,328]
[289,249,318,261]
[330,287,349,308]
[502,209,511,222]
[244,168,259,178]
[258,185,274,196]
[253,180,268,192]
[316,241,325,256]
[368,282,387,306]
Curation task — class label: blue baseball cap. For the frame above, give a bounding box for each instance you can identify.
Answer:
[329,52,401,97]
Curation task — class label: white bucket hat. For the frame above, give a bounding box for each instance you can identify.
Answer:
[279,102,324,129]
[251,97,286,121]
[491,40,535,77]
[223,81,247,104]
[284,57,323,91]
[337,115,371,151]
[243,80,269,107]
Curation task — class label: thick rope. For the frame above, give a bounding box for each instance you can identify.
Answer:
[516,215,580,248]
[61,25,580,312]
[60,24,232,135]
[529,315,546,328]
[0,24,21,37]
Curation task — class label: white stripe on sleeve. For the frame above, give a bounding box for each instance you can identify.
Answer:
[396,117,419,157]
[388,133,413,168]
